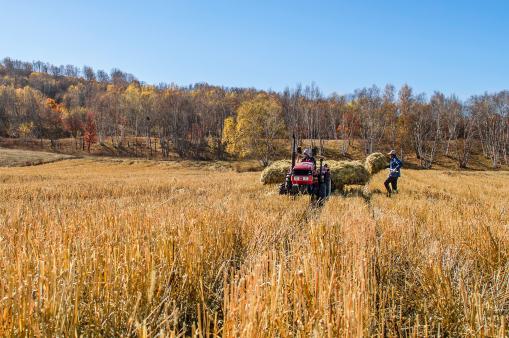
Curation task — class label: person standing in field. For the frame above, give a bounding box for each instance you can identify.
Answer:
[384,150,402,196]
[323,163,331,197]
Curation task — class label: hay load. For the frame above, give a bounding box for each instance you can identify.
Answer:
[260,159,370,190]
[260,160,291,184]
[364,152,389,175]
[327,160,370,189]
[260,151,387,190]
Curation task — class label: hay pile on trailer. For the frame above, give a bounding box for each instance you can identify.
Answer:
[260,160,291,184]
[260,152,387,192]
[260,159,370,188]
[364,152,389,175]
[327,160,370,190]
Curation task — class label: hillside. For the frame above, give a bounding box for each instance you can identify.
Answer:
[1,136,506,171]
[1,57,508,169]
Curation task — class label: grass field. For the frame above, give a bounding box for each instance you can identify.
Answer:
[0,147,74,167]
[0,159,508,336]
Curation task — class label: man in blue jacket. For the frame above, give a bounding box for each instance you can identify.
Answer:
[384,150,402,196]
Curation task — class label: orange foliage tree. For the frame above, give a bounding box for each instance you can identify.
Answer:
[83,112,97,153]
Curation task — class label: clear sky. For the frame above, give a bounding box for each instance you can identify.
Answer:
[1,0,508,98]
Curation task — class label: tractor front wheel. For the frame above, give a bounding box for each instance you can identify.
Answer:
[278,183,288,195]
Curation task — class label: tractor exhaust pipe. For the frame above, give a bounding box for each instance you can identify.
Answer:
[291,132,296,170]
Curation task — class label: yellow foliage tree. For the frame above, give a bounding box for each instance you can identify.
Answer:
[223,93,284,165]
[222,116,237,155]
[18,122,34,138]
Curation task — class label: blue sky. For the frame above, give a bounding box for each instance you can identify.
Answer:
[1,0,508,98]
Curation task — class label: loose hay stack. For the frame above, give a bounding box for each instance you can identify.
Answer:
[260,159,370,190]
[364,152,389,175]
[260,160,291,184]
[328,160,370,190]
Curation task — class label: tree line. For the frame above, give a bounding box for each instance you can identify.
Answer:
[0,57,508,168]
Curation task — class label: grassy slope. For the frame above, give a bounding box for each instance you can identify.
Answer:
[1,136,507,171]
[0,147,74,167]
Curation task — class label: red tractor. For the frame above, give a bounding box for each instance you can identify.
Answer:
[279,134,331,200]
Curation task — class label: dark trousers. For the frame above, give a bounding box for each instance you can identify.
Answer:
[384,176,398,193]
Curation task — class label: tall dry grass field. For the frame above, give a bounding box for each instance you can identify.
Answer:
[0,159,507,336]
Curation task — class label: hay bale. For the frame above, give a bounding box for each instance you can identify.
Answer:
[260,160,291,184]
[328,160,370,189]
[364,152,389,175]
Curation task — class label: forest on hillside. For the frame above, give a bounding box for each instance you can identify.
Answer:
[0,57,508,168]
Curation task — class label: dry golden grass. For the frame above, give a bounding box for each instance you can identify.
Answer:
[0,159,508,336]
[367,170,509,336]
[0,147,74,167]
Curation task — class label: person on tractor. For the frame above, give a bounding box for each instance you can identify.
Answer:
[384,150,402,197]
[302,148,316,166]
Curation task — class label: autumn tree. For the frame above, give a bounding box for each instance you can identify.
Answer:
[62,84,86,110]
[222,116,237,155]
[335,98,359,155]
[18,121,34,139]
[442,95,462,156]
[0,85,17,136]
[281,85,305,143]
[96,70,110,83]
[302,84,322,147]
[192,86,237,160]
[28,72,58,98]
[356,85,386,154]
[13,87,47,143]
[43,98,65,148]
[93,85,122,145]
[224,93,284,166]
[494,91,509,165]
[83,112,97,153]
[471,93,508,168]
[382,84,398,149]
[405,92,446,168]
[456,101,476,168]
[83,66,96,82]
[64,107,85,150]
[122,83,143,138]
[397,84,415,158]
